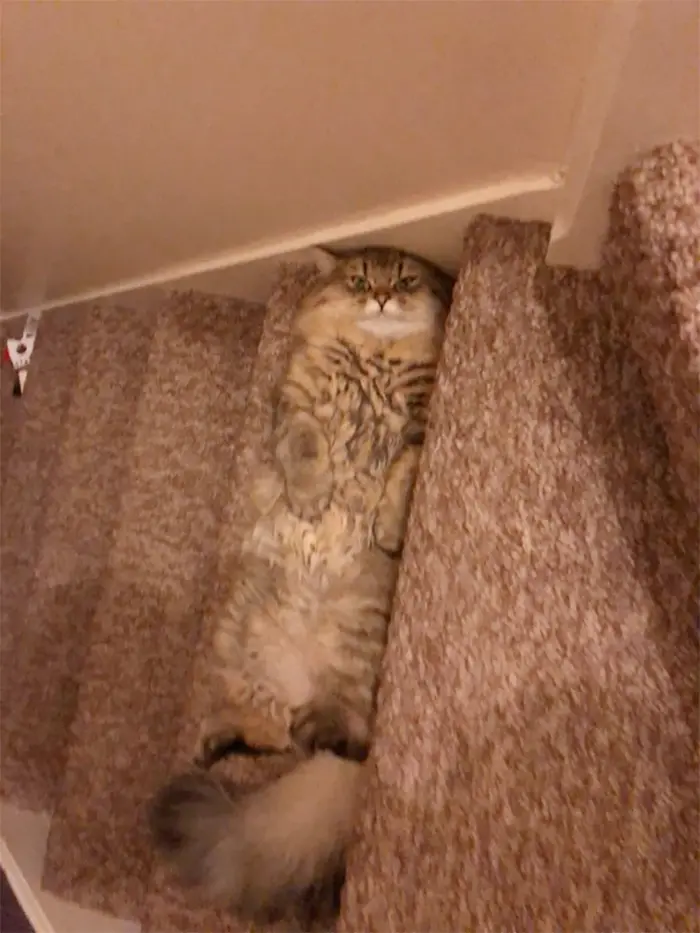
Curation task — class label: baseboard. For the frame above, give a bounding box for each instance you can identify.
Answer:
[0,800,140,933]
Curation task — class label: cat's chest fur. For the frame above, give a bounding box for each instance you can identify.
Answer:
[298,337,433,464]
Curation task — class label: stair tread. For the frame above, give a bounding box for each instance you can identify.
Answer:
[1,306,95,811]
[11,138,696,931]
[139,269,318,933]
[39,293,264,920]
[1,319,28,497]
[337,216,699,932]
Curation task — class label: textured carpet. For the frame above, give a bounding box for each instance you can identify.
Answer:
[1,140,698,932]
[35,293,265,918]
[339,144,699,932]
[605,140,700,521]
[140,269,318,933]
[1,306,94,811]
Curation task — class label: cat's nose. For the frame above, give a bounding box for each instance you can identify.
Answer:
[374,291,390,310]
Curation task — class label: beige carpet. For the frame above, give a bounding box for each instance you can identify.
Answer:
[1,140,698,932]
[340,141,699,932]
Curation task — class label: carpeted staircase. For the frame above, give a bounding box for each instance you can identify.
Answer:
[1,140,698,932]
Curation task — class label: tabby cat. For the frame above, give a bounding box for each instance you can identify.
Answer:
[149,245,453,916]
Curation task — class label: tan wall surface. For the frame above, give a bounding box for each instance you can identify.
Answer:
[1,0,606,309]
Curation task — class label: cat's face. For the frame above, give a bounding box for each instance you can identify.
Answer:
[298,247,453,342]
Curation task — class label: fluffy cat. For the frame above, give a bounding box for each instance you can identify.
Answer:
[149,245,453,917]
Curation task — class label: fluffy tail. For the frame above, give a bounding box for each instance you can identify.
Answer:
[149,753,362,915]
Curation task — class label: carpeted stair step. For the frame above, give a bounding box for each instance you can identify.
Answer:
[1,310,84,633]
[1,302,154,812]
[140,267,317,933]
[604,140,700,522]
[0,318,33,492]
[40,292,265,920]
[338,214,698,932]
[1,308,85,809]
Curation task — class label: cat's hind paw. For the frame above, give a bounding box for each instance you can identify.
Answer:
[291,701,369,763]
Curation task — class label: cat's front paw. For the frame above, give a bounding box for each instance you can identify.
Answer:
[251,472,284,515]
[285,481,333,523]
[372,513,405,558]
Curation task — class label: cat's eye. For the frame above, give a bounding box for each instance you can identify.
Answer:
[349,275,370,293]
[396,276,419,292]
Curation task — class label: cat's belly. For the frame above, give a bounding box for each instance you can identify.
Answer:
[247,582,334,709]
[242,498,377,709]
[248,500,368,577]
[256,639,316,710]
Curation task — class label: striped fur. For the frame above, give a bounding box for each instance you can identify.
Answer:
[150,247,453,916]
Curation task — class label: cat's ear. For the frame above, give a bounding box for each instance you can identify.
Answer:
[309,246,339,276]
